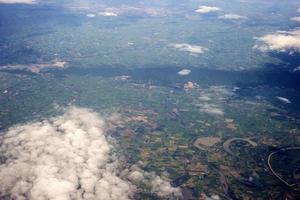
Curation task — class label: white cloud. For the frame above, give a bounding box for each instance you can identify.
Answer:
[195,6,221,14]
[0,107,182,200]
[98,12,118,17]
[291,16,300,23]
[178,69,191,76]
[150,176,182,198]
[0,107,134,200]
[0,0,35,4]
[170,43,208,54]
[293,66,300,72]
[202,194,221,200]
[86,13,96,18]
[128,171,144,182]
[254,29,300,53]
[218,13,247,20]
[276,96,291,104]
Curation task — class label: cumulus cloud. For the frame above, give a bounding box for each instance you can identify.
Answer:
[291,16,300,23]
[150,176,182,198]
[170,43,208,54]
[195,6,221,14]
[0,107,182,200]
[0,107,135,200]
[0,0,35,3]
[200,194,220,200]
[128,171,144,182]
[178,69,191,76]
[125,165,182,198]
[254,29,300,53]
[218,13,247,20]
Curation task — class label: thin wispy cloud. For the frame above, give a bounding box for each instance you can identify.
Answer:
[86,13,96,18]
[0,0,35,4]
[201,103,224,115]
[276,96,291,104]
[218,13,247,20]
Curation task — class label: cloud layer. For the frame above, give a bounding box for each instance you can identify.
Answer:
[254,29,300,53]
